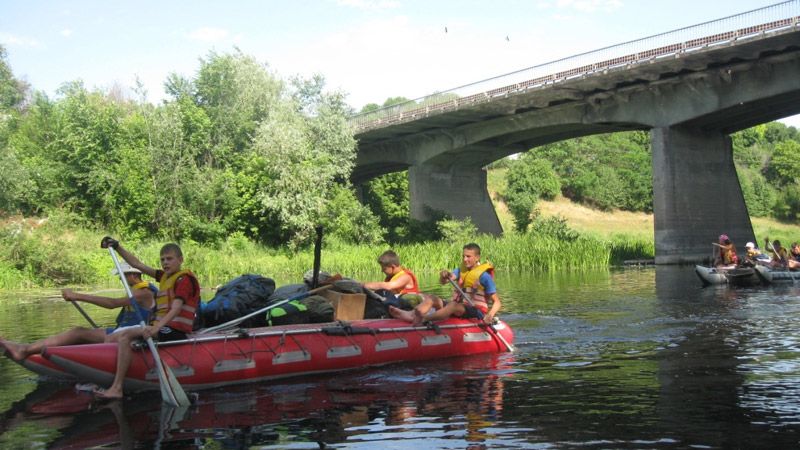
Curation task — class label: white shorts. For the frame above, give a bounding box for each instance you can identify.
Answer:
[109,325,141,335]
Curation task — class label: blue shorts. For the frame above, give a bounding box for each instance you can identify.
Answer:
[376,290,413,310]
[461,304,485,320]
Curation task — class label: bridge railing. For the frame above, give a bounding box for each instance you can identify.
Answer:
[349,0,800,133]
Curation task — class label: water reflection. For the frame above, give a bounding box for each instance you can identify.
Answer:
[3,268,800,448]
[3,354,514,449]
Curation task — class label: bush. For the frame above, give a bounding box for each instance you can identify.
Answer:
[773,182,800,222]
[437,217,478,244]
[739,167,777,217]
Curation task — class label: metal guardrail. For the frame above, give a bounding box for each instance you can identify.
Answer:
[349,0,800,133]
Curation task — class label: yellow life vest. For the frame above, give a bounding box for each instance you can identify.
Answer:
[455,262,494,313]
[156,269,200,333]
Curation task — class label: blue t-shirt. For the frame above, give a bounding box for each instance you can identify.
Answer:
[452,268,497,295]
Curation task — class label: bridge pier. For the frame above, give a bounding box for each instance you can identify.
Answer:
[651,126,754,264]
[408,163,503,235]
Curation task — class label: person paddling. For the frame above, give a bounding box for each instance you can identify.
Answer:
[389,243,502,326]
[0,263,156,361]
[93,237,200,400]
[765,237,790,269]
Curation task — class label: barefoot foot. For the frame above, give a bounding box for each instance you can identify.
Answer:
[411,309,426,327]
[93,387,124,400]
[0,339,28,361]
[388,306,414,323]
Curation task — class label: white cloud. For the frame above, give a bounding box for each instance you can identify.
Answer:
[335,0,401,10]
[0,32,42,48]
[186,27,231,43]
[61,28,73,38]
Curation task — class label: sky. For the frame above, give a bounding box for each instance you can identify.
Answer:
[2,0,799,127]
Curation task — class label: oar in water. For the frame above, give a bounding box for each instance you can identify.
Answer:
[108,247,190,407]
[445,278,515,352]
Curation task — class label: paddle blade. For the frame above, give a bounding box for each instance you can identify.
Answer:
[160,363,191,407]
[146,338,191,407]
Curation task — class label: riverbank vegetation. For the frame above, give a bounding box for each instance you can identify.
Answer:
[1,44,797,289]
[0,211,651,289]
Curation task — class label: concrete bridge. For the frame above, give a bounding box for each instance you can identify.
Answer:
[349,1,800,264]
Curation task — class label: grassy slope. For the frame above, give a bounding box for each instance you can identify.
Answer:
[487,168,800,245]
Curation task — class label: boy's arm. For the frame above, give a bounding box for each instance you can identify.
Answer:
[364,273,411,292]
[61,289,130,309]
[101,236,158,278]
[143,298,183,339]
[485,293,502,323]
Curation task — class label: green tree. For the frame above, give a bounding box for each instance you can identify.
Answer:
[738,167,776,217]
[766,140,800,186]
[362,171,409,242]
[193,50,282,162]
[0,46,26,110]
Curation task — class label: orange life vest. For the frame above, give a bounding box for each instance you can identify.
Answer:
[385,268,420,295]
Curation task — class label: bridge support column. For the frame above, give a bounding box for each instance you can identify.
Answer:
[408,163,503,235]
[651,126,754,264]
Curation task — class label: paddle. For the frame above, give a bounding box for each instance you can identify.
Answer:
[68,300,99,329]
[766,240,797,284]
[445,278,515,352]
[108,247,190,407]
[198,284,333,334]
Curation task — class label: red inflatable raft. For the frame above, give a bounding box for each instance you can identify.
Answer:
[41,317,514,391]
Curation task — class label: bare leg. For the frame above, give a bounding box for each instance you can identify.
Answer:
[1,327,105,361]
[422,302,467,323]
[96,329,141,400]
[414,295,439,316]
[388,306,416,323]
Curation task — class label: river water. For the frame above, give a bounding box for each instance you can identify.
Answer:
[1,266,800,449]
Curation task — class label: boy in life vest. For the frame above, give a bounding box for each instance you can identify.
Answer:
[0,264,156,361]
[94,237,200,400]
[363,250,422,310]
[389,243,502,326]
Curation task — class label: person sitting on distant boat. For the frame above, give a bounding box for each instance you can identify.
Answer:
[789,242,800,270]
[713,234,738,267]
[0,264,156,361]
[739,242,763,267]
[764,238,790,269]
